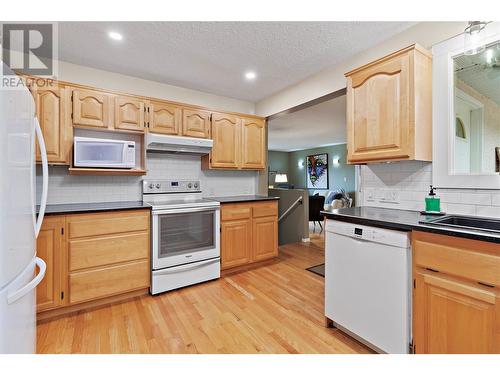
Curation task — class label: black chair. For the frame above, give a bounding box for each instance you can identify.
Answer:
[309,194,326,232]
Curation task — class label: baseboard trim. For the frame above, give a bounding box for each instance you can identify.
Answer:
[36,288,149,323]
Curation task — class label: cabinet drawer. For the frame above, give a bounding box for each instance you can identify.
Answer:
[67,210,149,239]
[69,260,149,304]
[69,232,149,271]
[221,204,251,221]
[413,231,500,287]
[252,201,278,218]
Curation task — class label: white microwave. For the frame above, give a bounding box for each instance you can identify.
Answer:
[73,137,136,169]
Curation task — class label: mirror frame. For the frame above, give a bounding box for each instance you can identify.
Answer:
[432,22,500,189]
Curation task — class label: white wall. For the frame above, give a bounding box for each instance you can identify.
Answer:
[37,154,258,205]
[255,22,467,117]
[57,60,255,114]
[360,161,500,218]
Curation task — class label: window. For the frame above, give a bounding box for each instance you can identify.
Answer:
[455,117,466,139]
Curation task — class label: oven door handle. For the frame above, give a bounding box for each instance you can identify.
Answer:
[154,258,220,275]
[152,207,219,215]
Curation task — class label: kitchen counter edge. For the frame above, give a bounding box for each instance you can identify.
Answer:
[37,201,151,216]
[207,195,280,204]
[322,207,500,244]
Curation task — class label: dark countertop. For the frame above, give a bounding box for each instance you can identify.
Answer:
[207,195,280,204]
[322,206,500,244]
[38,201,151,215]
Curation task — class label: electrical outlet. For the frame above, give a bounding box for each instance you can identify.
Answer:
[365,189,375,201]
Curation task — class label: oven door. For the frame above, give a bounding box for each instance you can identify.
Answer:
[152,206,220,269]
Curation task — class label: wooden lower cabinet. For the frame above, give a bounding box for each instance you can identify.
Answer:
[220,201,278,270]
[412,231,500,354]
[252,217,278,262]
[36,209,150,318]
[36,216,66,312]
[69,260,149,304]
[221,219,252,269]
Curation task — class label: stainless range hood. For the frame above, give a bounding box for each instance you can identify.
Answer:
[146,134,213,155]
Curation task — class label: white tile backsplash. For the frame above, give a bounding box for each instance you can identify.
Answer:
[360,161,500,218]
[37,152,258,205]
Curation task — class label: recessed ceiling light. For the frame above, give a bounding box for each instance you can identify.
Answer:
[244,71,257,80]
[108,31,123,41]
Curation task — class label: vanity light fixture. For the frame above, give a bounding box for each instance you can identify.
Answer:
[464,21,487,55]
[332,157,340,166]
[298,160,304,168]
[244,71,257,81]
[108,31,123,41]
[486,48,493,64]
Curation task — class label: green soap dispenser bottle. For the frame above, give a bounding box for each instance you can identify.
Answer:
[425,185,441,212]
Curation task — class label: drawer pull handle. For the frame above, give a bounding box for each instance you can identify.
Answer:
[478,281,495,288]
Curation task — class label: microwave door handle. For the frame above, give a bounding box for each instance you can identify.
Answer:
[122,143,127,165]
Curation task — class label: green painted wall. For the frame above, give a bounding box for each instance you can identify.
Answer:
[268,151,290,175]
[268,144,355,194]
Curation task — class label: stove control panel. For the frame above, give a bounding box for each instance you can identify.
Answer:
[143,180,201,194]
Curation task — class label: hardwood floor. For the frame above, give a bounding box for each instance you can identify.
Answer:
[309,230,325,249]
[36,240,372,354]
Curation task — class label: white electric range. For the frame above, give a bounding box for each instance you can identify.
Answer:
[142,179,220,295]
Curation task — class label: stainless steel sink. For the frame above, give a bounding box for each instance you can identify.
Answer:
[421,215,500,234]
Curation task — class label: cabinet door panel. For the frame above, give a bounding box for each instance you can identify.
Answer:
[414,270,498,354]
[114,96,145,132]
[36,216,65,312]
[34,86,68,164]
[241,118,266,169]
[347,53,411,162]
[252,216,278,262]
[72,88,111,128]
[182,108,210,138]
[221,219,252,270]
[149,101,180,135]
[69,260,149,304]
[210,113,240,168]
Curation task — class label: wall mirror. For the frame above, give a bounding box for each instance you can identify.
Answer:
[433,22,500,188]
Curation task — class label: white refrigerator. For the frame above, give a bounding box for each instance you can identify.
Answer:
[0,63,49,353]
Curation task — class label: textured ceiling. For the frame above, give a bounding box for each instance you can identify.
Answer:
[57,22,414,102]
[268,94,346,151]
[455,42,500,105]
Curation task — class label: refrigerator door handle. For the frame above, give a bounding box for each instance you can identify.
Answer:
[34,117,49,238]
[7,257,46,305]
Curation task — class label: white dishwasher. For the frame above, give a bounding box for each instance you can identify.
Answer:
[325,219,412,354]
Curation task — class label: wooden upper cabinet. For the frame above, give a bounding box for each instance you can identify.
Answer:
[33,84,69,164]
[210,113,240,168]
[149,100,181,135]
[241,118,266,169]
[71,88,112,129]
[345,44,432,164]
[114,95,146,132]
[182,108,211,138]
[36,216,65,312]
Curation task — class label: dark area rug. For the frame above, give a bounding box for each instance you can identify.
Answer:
[306,263,325,277]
